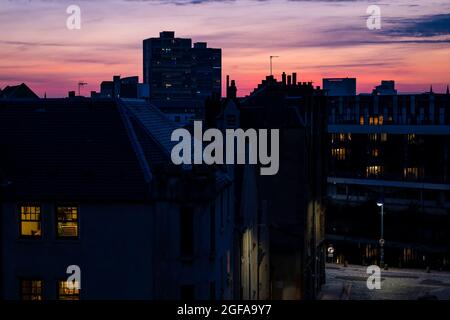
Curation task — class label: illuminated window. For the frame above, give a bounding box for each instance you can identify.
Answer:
[369,116,383,125]
[21,279,43,300]
[371,149,380,157]
[20,205,41,237]
[369,134,378,142]
[360,116,365,125]
[57,206,79,238]
[58,280,80,300]
[332,133,351,143]
[366,166,382,177]
[407,134,416,144]
[404,167,423,179]
[332,148,346,160]
[381,133,388,142]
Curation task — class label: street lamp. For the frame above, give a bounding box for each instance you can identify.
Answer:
[376,202,385,267]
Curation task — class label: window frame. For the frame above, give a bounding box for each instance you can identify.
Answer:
[18,204,42,239]
[55,204,79,240]
[20,278,43,301]
[57,279,81,301]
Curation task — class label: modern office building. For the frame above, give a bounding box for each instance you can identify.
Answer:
[323,78,356,96]
[326,92,450,269]
[143,31,221,102]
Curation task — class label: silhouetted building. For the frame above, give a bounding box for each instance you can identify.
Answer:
[235,74,327,299]
[0,83,39,99]
[373,80,397,95]
[143,31,221,102]
[327,91,450,269]
[98,75,149,99]
[323,78,356,96]
[0,98,234,300]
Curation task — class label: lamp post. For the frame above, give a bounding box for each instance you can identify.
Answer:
[377,202,384,268]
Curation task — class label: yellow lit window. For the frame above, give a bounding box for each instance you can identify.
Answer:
[58,280,80,300]
[20,205,41,237]
[332,148,346,160]
[369,116,383,125]
[21,279,43,301]
[371,149,380,157]
[57,206,79,238]
[408,134,416,144]
[360,116,365,125]
[404,167,423,179]
[366,166,382,177]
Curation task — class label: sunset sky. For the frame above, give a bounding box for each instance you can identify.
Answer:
[1,0,449,97]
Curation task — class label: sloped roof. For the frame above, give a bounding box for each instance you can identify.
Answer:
[0,99,150,201]
[0,83,39,99]
[119,99,192,171]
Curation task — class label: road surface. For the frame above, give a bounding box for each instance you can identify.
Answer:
[320,263,450,300]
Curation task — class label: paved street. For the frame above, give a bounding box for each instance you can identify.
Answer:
[319,263,450,300]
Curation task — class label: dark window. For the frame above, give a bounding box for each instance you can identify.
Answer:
[180,207,194,257]
[180,285,195,301]
[56,206,79,238]
[19,205,42,238]
[58,280,80,300]
[20,279,43,300]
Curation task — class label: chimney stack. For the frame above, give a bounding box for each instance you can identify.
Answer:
[282,72,287,86]
[227,80,237,99]
[292,72,297,86]
[287,75,292,86]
